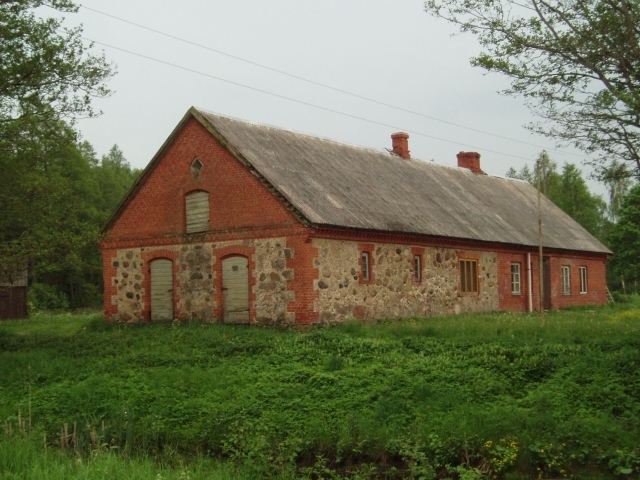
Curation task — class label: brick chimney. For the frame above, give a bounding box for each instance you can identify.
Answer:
[391,132,410,159]
[457,151,485,174]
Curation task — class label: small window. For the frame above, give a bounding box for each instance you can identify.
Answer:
[511,263,521,294]
[414,255,421,282]
[580,266,587,294]
[190,157,204,175]
[361,252,370,281]
[185,191,210,233]
[562,265,571,295]
[460,259,478,293]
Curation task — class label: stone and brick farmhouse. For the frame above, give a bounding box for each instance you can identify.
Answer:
[99,107,611,325]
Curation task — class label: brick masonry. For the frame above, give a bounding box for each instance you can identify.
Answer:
[497,252,607,311]
[99,116,609,324]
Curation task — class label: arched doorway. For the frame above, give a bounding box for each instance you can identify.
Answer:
[150,258,173,321]
[222,256,250,324]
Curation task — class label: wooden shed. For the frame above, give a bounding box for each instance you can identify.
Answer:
[0,263,28,320]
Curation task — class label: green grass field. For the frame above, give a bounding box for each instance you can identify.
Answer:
[1,300,639,479]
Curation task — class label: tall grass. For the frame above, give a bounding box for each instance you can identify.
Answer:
[0,437,251,479]
[1,299,639,478]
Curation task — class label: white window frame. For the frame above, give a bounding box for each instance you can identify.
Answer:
[511,263,521,294]
[580,266,588,294]
[562,265,571,295]
[361,252,370,281]
[414,255,421,282]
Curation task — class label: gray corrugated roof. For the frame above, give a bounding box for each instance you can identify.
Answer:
[199,110,609,254]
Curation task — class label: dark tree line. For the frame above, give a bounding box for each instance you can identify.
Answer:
[1,133,140,309]
[0,0,127,308]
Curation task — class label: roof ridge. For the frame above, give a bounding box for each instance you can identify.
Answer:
[196,108,574,187]
[196,107,422,161]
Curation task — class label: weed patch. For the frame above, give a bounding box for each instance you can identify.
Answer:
[1,301,639,478]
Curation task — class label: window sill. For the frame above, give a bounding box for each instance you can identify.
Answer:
[511,292,522,296]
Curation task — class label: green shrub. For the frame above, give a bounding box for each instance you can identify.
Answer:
[612,291,631,303]
[2,303,640,478]
[28,283,69,311]
[326,354,344,371]
[71,282,103,309]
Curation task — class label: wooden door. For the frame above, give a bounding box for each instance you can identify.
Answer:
[222,256,250,324]
[543,258,552,311]
[0,287,27,320]
[150,259,173,321]
[0,288,10,320]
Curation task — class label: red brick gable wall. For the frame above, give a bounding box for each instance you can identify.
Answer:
[105,118,298,241]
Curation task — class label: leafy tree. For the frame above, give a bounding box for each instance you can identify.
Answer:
[424,0,640,180]
[0,0,113,151]
[506,165,535,184]
[92,145,140,223]
[1,132,139,308]
[506,155,608,239]
[602,159,635,222]
[608,185,640,289]
[552,163,608,237]
[506,152,557,194]
[0,0,115,305]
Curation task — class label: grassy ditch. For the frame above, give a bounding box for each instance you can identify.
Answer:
[1,301,639,478]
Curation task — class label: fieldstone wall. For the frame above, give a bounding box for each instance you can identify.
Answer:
[177,243,214,321]
[110,248,144,323]
[252,238,296,326]
[109,238,295,324]
[312,239,498,323]
[458,252,499,314]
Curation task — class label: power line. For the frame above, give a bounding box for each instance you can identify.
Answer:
[79,5,584,159]
[81,36,543,163]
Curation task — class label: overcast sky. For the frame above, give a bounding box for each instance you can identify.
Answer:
[59,0,603,193]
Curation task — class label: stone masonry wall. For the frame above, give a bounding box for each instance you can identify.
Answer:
[252,238,296,326]
[110,248,145,323]
[177,243,215,321]
[107,237,294,324]
[312,239,498,323]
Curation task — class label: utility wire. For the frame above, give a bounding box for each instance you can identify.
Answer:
[79,4,584,159]
[81,36,542,162]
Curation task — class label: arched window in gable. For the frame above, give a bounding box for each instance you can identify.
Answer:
[185,190,210,234]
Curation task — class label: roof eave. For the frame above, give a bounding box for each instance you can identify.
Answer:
[310,223,612,256]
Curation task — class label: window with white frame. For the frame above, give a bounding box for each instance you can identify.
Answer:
[562,265,571,295]
[361,252,370,281]
[511,263,521,294]
[414,255,421,282]
[580,266,588,294]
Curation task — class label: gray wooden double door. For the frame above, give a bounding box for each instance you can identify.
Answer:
[150,256,249,323]
[222,256,250,324]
